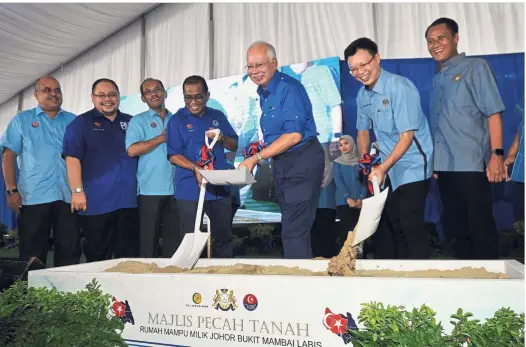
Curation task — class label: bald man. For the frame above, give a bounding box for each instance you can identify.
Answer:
[239,41,324,259]
[0,76,80,267]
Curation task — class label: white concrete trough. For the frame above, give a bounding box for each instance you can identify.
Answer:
[28,258,525,347]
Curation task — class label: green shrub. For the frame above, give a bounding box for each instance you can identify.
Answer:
[0,279,126,347]
[349,302,524,347]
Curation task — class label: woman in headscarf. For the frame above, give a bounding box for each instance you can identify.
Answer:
[333,135,368,238]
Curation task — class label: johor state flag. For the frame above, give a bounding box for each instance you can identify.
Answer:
[323,308,357,344]
[112,296,135,325]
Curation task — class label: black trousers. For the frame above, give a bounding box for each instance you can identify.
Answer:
[78,208,139,263]
[373,178,430,259]
[273,138,325,259]
[437,171,498,259]
[310,208,337,258]
[336,205,361,235]
[231,203,240,226]
[138,195,180,258]
[18,200,80,267]
[177,197,233,258]
[370,207,394,259]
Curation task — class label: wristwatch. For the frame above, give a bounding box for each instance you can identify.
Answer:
[5,188,18,196]
[256,152,264,163]
[73,187,84,193]
[491,149,504,156]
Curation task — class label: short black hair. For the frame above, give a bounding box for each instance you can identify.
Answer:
[425,17,459,39]
[92,78,119,94]
[182,75,209,94]
[140,78,165,95]
[344,37,378,61]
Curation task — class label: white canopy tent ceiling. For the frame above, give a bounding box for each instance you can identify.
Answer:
[0,2,523,113]
[0,3,158,105]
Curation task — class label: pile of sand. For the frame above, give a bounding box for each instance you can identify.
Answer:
[105,260,509,279]
[104,226,510,279]
[105,261,327,276]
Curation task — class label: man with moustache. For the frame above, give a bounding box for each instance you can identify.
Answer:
[239,41,325,259]
[0,76,80,267]
[167,75,238,258]
[344,37,434,259]
[125,78,179,258]
[63,78,139,262]
[426,18,505,259]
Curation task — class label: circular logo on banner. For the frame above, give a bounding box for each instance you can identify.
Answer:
[151,122,157,128]
[192,292,202,305]
[32,122,39,128]
[243,294,258,311]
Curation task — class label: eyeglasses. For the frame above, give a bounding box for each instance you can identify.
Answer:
[143,87,164,97]
[39,87,62,94]
[349,55,375,76]
[245,61,270,72]
[183,94,205,103]
[93,92,119,100]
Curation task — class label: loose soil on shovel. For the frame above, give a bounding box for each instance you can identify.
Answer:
[327,230,360,276]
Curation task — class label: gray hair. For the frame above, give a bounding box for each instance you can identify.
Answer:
[35,76,60,92]
[247,40,277,60]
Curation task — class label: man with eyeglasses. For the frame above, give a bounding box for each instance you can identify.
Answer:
[345,37,434,259]
[0,76,80,267]
[167,75,238,258]
[125,78,179,258]
[63,78,139,262]
[426,18,506,260]
[239,41,325,259]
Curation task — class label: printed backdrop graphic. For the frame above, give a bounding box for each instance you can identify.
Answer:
[120,57,343,213]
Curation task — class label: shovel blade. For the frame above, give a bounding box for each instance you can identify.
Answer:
[351,188,389,247]
[170,232,210,269]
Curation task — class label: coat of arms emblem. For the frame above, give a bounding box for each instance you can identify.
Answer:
[213,289,238,311]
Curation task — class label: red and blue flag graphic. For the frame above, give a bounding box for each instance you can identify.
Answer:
[112,296,135,325]
[323,307,358,344]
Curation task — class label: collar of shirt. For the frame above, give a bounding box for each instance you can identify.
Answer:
[437,52,466,73]
[147,107,172,119]
[257,70,282,96]
[367,68,388,95]
[179,106,213,120]
[35,105,64,118]
[92,108,126,120]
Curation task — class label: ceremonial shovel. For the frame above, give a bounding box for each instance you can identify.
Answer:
[170,130,257,269]
[169,129,220,269]
[351,176,388,247]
